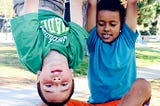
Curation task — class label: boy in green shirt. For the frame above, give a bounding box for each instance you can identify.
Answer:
[11,0,88,105]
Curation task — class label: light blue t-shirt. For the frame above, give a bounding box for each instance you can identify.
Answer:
[87,23,139,103]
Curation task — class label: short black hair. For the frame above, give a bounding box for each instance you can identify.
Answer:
[37,79,74,106]
[97,0,126,28]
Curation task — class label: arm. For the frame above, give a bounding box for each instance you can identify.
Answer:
[125,0,137,32]
[70,0,83,27]
[86,0,97,32]
[20,0,39,15]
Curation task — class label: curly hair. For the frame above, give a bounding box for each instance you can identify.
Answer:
[97,0,126,29]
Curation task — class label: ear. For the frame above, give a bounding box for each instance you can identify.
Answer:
[36,71,41,83]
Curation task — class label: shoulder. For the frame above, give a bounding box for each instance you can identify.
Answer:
[122,23,138,36]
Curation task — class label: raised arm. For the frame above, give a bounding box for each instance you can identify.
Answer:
[70,0,83,27]
[125,0,138,32]
[86,0,98,32]
[20,0,39,16]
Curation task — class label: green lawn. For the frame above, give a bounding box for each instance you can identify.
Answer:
[0,43,36,88]
[136,44,160,67]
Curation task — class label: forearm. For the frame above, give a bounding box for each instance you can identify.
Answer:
[125,0,138,32]
[20,0,39,16]
[86,0,98,32]
[70,0,83,26]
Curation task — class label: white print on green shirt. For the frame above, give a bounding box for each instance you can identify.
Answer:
[40,25,67,44]
[40,17,69,44]
[41,17,69,35]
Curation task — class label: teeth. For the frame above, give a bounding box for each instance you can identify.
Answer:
[103,34,110,39]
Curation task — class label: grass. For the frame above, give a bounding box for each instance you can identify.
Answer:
[74,56,88,76]
[0,41,160,105]
[0,43,37,88]
[0,44,22,68]
[136,46,160,67]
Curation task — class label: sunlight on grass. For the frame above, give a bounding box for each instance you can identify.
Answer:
[0,43,36,79]
[0,66,36,78]
[136,45,160,67]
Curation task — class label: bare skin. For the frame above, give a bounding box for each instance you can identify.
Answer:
[37,51,74,103]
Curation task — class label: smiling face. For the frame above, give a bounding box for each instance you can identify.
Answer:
[97,10,121,43]
[37,51,74,103]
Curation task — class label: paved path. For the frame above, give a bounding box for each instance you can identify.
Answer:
[0,86,40,106]
[0,33,160,105]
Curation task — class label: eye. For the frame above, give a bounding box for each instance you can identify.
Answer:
[110,21,118,27]
[110,23,117,27]
[45,84,52,88]
[97,21,105,27]
[61,82,68,87]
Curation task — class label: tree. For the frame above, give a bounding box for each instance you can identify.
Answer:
[0,0,15,18]
[137,0,160,35]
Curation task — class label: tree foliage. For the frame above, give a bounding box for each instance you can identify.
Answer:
[0,0,14,17]
[138,0,160,24]
[137,0,160,35]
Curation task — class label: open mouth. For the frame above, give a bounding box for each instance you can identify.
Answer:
[102,34,111,39]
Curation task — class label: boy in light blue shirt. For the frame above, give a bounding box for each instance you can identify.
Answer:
[86,0,151,105]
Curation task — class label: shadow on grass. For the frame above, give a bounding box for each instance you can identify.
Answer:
[0,76,35,88]
[136,47,160,64]
[0,43,27,70]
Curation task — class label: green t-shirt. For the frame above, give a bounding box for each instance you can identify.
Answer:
[11,10,88,74]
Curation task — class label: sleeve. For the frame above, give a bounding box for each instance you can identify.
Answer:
[65,22,88,69]
[11,13,43,74]
[87,27,98,53]
[121,23,139,48]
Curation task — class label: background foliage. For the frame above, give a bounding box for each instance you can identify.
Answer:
[137,0,160,35]
[0,0,15,17]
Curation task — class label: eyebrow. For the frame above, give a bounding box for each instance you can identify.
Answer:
[98,20,118,23]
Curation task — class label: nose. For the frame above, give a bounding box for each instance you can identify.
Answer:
[52,77,61,83]
[104,25,110,32]
[51,71,62,83]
